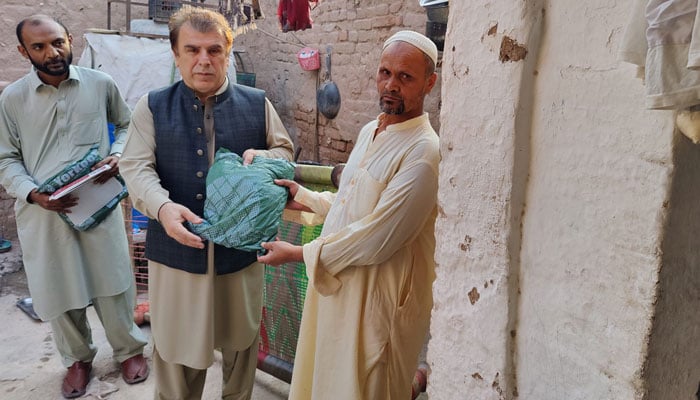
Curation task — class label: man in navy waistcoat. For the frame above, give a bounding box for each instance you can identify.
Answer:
[119,6,294,399]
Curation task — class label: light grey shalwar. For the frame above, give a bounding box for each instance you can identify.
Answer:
[0,65,147,365]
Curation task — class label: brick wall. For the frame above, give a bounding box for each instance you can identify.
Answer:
[235,0,442,165]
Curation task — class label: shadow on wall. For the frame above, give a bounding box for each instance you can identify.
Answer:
[646,130,700,399]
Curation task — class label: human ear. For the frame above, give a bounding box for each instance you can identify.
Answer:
[425,72,438,94]
[17,44,29,60]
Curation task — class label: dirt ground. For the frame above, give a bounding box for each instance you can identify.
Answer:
[0,268,290,400]
[0,265,27,297]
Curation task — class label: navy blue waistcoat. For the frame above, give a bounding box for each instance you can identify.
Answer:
[145,81,267,275]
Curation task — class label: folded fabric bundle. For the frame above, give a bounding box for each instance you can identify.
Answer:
[190,148,295,252]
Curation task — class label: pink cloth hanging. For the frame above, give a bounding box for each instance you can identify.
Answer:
[278,0,313,32]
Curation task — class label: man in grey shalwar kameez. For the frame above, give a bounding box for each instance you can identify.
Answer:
[0,15,148,399]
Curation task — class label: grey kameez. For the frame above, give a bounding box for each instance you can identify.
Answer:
[0,66,135,321]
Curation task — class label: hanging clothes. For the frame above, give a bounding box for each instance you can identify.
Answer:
[278,0,313,32]
[619,0,700,110]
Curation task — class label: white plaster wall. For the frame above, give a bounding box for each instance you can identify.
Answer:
[429,0,544,398]
[516,0,672,398]
[430,0,676,399]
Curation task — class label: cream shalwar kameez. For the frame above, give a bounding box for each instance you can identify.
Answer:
[120,79,293,399]
[289,113,439,400]
[0,65,147,366]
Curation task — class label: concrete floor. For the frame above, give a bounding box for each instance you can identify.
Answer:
[0,270,290,400]
[0,267,430,400]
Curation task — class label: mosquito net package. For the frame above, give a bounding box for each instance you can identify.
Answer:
[190,148,295,252]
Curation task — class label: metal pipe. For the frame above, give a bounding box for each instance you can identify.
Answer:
[256,350,293,384]
[126,0,131,31]
[107,1,112,29]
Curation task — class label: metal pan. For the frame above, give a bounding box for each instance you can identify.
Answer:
[316,45,341,119]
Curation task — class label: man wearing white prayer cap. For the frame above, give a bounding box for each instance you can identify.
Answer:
[383,29,439,66]
[258,29,440,400]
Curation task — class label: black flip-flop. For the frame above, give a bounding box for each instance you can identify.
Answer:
[16,297,41,321]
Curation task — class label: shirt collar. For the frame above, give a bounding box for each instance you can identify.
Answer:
[378,112,430,132]
[193,77,230,104]
[28,64,79,91]
[215,77,230,96]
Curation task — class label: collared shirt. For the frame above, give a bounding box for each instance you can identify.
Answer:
[0,65,133,320]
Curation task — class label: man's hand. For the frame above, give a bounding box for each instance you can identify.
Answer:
[28,189,78,213]
[92,155,120,184]
[257,239,304,266]
[241,148,259,165]
[274,179,311,212]
[158,202,205,249]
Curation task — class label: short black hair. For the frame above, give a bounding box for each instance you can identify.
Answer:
[16,15,69,47]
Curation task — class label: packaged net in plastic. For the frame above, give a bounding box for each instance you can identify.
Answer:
[37,145,128,231]
[190,148,295,252]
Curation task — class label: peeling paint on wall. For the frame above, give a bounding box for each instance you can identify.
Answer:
[488,24,498,36]
[492,372,505,397]
[459,235,472,251]
[499,36,528,62]
[468,287,480,305]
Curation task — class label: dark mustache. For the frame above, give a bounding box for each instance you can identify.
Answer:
[381,91,402,100]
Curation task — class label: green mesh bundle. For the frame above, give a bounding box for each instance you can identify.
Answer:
[190,148,295,252]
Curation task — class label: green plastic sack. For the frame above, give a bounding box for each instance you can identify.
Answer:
[37,145,128,231]
[190,148,295,252]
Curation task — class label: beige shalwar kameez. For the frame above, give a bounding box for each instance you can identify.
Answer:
[120,79,293,399]
[289,113,439,400]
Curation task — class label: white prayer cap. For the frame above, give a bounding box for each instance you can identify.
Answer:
[383,30,438,65]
